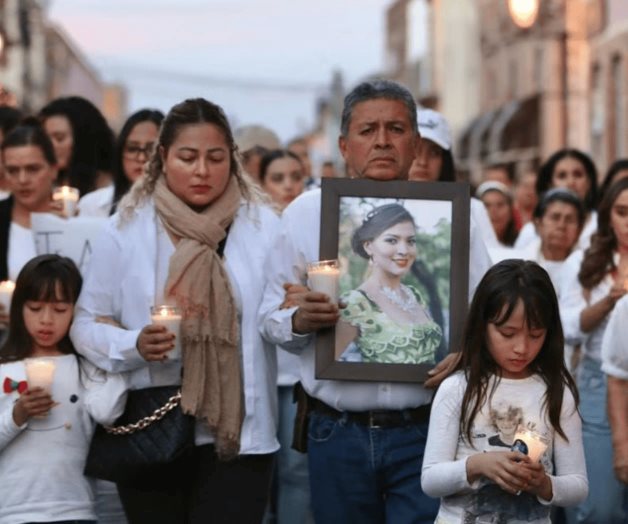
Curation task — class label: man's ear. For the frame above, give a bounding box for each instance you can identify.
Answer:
[338,135,348,161]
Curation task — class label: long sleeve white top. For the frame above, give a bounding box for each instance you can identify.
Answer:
[258,188,492,411]
[70,197,280,454]
[601,294,628,380]
[422,372,588,523]
[0,355,127,524]
[558,249,616,363]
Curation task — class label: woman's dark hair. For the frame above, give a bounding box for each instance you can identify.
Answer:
[0,255,82,363]
[533,188,585,227]
[39,96,115,197]
[579,177,628,289]
[598,159,628,205]
[438,148,456,182]
[0,119,56,166]
[536,149,598,212]
[351,203,416,259]
[0,106,24,139]
[455,259,579,444]
[110,109,164,214]
[258,149,303,183]
[478,186,518,246]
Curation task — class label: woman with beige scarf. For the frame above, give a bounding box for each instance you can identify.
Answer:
[71,98,280,523]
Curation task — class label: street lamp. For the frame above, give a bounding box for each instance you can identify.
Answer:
[508,0,539,29]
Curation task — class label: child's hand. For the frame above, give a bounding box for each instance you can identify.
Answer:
[12,388,55,426]
[519,460,553,500]
[467,451,532,495]
[137,324,175,362]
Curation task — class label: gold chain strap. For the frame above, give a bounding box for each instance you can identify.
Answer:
[104,391,182,436]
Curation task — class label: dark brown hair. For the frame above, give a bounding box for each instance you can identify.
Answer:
[456,259,579,444]
[579,177,628,289]
[0,255,82,363]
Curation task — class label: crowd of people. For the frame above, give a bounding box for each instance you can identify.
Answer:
[0,78,625,524]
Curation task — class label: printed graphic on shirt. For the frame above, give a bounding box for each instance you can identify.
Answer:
[460,399,551,523]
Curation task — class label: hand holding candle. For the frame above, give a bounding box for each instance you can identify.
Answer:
[150,305,182,360]
[24,358,56,395]
[306,259,340,303]
[52,186,79,218]
[511,425,549,463]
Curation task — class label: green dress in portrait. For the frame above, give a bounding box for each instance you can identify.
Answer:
[339,286,442,364]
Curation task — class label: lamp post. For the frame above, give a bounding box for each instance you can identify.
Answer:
[508,0,539,29]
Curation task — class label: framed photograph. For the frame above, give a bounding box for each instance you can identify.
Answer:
[314,178,470,383]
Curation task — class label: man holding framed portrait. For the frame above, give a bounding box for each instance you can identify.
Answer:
[259,80,492,523]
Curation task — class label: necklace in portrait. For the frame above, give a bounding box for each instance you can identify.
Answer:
[380,285,419,313]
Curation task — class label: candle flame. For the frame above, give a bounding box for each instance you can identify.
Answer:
[0,280,15,290]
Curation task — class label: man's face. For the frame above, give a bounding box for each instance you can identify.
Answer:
[338,99,419,181]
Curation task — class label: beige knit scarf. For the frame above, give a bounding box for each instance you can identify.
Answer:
[153,175,243,459]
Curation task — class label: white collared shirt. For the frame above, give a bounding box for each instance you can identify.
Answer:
[71,198,280,454]
[258,188,492,411]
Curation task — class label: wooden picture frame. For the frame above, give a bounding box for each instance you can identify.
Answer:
[315,178,470,383]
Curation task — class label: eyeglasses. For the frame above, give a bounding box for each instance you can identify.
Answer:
[123,143,154,160]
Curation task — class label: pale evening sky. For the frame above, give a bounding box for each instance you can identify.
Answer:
[48,0,392,141]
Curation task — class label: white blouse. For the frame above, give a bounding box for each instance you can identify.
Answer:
[71,198,280,454]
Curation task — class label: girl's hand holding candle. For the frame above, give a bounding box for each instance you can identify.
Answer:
[24,358,56,394]
[52,186,79,218]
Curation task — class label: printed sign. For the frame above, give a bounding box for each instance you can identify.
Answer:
[31,213,108,273]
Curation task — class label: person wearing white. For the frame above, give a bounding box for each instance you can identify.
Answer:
[0,355,126,524]
[600,295,628,494]
[78,109,164,220]
[423,260,587,524]
[259,80,492,523]
[559,177,628,524]
[422,373,587,523]
[515,148,599,252]
[71,99,279,523]
[410,108,499,250]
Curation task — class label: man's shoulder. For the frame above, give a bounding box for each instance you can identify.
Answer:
[283,188,321,219]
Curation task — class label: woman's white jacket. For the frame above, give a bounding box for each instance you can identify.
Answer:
[70,197,280,454]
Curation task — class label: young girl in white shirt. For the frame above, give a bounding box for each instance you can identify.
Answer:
[422,259,588,523]
[0,254,126,524]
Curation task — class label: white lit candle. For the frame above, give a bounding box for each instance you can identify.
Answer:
[52,186,79,218]
[150,305,183,360]
[24,358,56,394]
[511,426,549,462]
[0,280,15,313]
[307,259,340,303]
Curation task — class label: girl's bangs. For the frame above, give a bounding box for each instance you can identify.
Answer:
[488,288,550,331]
[25,275,74,303]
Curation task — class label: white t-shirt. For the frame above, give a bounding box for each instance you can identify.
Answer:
[0,355,127,524]
[7,222,37,281]
[422,372,588,524]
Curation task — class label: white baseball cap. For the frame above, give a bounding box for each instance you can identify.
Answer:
[417,109,452,151]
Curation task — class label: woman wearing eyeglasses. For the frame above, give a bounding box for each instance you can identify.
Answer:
[78,109,164,217]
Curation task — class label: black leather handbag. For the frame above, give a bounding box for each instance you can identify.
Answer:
[84,386,195,483]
